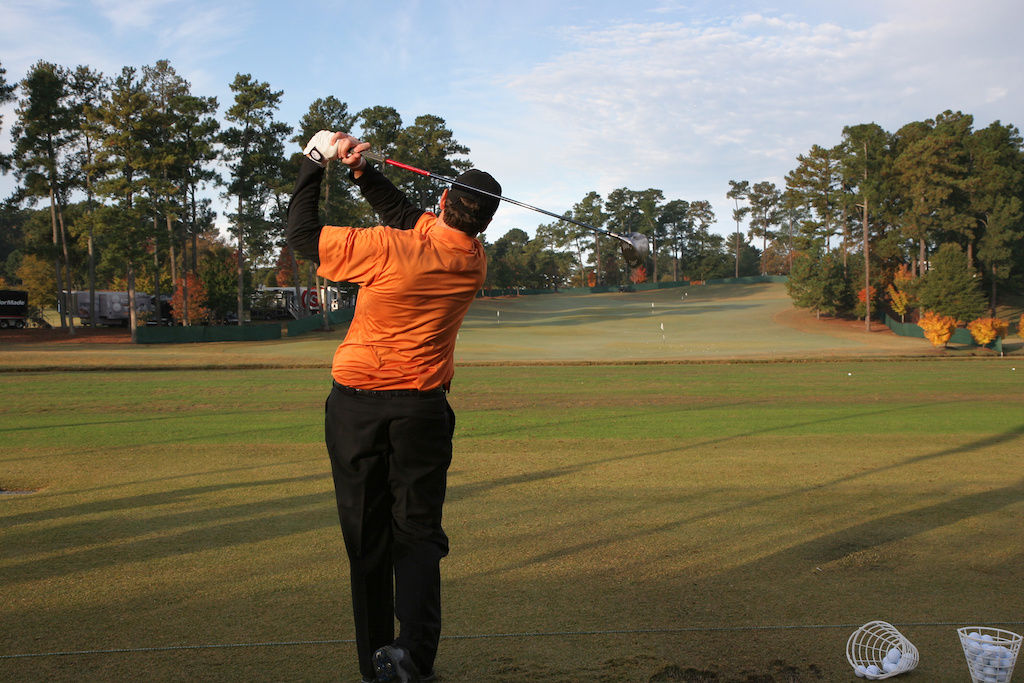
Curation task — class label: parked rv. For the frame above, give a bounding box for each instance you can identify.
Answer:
[0,290,29,329]
[71,291,156,326]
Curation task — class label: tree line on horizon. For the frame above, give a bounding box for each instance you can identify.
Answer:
[490,111,1024,332]
[0,58,488,338]
[731,112,1024,334]
[1,58,1021,337]
[0,57,746,332]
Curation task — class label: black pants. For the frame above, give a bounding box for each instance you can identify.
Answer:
[325,383,455,679]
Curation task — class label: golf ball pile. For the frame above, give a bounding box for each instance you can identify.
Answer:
[854,647,903,679]
[963,632,1017,683]
[856,647,905,679]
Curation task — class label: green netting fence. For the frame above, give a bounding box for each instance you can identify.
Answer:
[704,275,788,285]
[286,308,355,337]
[135,323,282,344]
[883,314,1006,353]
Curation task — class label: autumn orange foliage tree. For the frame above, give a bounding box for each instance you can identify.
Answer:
[967,317,1009,346]
[170,273,212,325]
[855,285,877,320]
[886,265,915,322]
[887,285,909,322]
[918,311,959,347]
[630,265,648,284]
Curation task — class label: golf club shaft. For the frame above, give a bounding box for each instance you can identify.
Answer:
[359,150,629,243]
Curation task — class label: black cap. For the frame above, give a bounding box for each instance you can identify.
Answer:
[448,169,501,217]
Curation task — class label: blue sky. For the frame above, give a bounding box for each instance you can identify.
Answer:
[2,0,1023,241]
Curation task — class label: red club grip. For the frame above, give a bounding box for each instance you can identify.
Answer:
[384,159,431,177]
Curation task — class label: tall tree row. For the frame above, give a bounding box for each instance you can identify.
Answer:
[221,74,291,326]
[482,187,738,291]
[4,59,1021,326]
[10,61,77,331]
[776,110,1024,326]
[1,58,484,328]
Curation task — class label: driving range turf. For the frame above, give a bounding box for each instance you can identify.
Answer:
[2,283,1022,682]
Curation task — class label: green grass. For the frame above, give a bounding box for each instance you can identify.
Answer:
[457,284,928,361]
[2,362,1023,682]
[5,283,978,372]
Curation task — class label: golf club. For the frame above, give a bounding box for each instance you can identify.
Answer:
[359,150,650,268]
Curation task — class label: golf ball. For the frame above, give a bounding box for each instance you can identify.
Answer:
[864,663,881,678]
[848,372,852,376]
[885,647,901,664]
[854,664,867,677]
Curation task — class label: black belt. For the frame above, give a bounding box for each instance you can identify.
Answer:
[333,381,446,398]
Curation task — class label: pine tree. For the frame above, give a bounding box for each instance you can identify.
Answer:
[606,187,662,280]
[659,199,691,281]
[221,74,291,325]
[11,61,77,332]
[0,61,17,172]
[67,65,108,327]
[357,105,403,158]
[893,113,974,272]
[968,121,1024,313]
[89,66,157,342]
[142,60,193,324]
[393,114,470,211]
[687,201,722,281]
[840,123,892,329]
[546,191,608,287]
[726,180,750,278]
[173,88,220,279]
[746,181,782,275]
[293,96,358,225]
[917,243,987,322]
[784,145,841,252]
[786,249,851,319]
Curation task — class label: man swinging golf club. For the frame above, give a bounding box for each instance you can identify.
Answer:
[287,130,499,683]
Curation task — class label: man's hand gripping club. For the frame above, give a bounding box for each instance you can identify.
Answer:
[303,130,371,176]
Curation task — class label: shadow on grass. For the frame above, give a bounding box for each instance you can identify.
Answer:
[458,420,1024,577]
[2,473,328,528]
[453,393,964,445]
[752,476,1024,568]
[0,407,302,439]
[0,473,336,585]
[56,457,323,498]
[1,419,321,468]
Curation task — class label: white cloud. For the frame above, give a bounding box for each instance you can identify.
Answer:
[91,0,177,32]
[2,0,1022,241]
[488,4,1024,234]
[0,1,109,77]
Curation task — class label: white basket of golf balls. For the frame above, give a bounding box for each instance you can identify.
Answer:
[847,620,919,679]
[959,627,1021,683]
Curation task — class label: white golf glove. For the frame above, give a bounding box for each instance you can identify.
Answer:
[303,130,338,167]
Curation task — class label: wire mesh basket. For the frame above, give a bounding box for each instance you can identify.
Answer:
[846,620,920,679]
[958,627,1021,683]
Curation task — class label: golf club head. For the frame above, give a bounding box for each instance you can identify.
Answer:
[619,232,650,268]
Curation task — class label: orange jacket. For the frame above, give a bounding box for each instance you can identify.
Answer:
[316,212,486,391]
